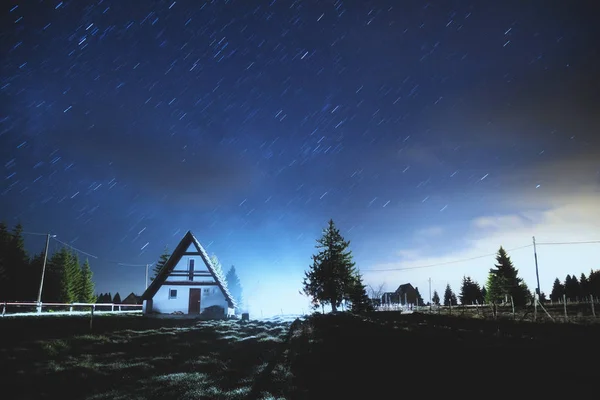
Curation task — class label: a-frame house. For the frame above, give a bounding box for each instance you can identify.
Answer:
[141,231,236,316]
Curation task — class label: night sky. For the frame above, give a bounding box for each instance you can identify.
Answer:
[2,0,599,316]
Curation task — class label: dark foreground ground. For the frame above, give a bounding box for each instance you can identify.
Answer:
[1,312,599,399]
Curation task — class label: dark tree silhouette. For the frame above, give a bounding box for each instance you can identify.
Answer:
[564,274,581,301]
[459,276,483,305]
[225,265,244,311]
[303,219,357,312]
[347,272,374,313]
[550,278,564,302]
[151,247,171,281]
[443,284,457,306]
[113,292,121,304]
[432,290,440,305]
[79,259,95,303]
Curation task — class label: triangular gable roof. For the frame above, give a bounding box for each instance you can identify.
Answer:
[141,230,235,308]
[395,283,414,293]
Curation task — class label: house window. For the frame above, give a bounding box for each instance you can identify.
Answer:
[203,288,210,295]
[169,289,177,299]
[188,259,195,281]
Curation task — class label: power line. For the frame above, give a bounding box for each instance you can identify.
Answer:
[536,240,600,246]
[22,231,54,236]
[117,262,155,267]
[363,244,533,273]
[51,237,98,259]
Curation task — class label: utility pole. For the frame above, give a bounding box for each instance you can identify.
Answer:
[533,236,541,297]
[145,264,149,289]
[428,278,432,312]
[37,233,56,313]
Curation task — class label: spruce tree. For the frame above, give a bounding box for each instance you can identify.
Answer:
[432,290,440,305]
[488,247,529,306]
[113,292,121,304]
[66,252,82,303]
[151,247,170,280]
[225,265,244,311]
[79,259,95,303]
[0,223,29,301]
[414,287,425,306]
[302,219,357,312]
[210,254,226,282]
[459,276,482,305]
[549,278,563,302]
[43,248,68,302]
[347,272,374,313]
[443,284,457,306]
[480,286,487,304]
[564,274,581,301]
[589,269,600,297]
[580,273,589,297]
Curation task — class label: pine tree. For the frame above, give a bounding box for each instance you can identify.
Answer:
[550,278,564,302]
[432,290,440,305]
[347,272,374,313]
[580,273,589,297]
[225,265,244,311]
[485,272,503,304]
[443,284,457,306]
[414,287,425,306]
[210,254,226,283]
[488,247,529,306]
[43,247,69,302]
[66,252,82,303]
[151,247,170,280]
[26,251,45,301]
[589,270,600,297]
[0,223,29,301]
[79,259,95,303]
[564,274,581,301]
[459,276,483,305]
[480,286,487,304]
[113,292,121,304]
[302,219,357,312]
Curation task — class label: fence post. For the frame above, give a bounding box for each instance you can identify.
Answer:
[591,295,596,318]
[511,296,515,320]
[111,303,114,312]
[119,305,122,312]
[90,306,94,331]
[2,302,5,317]
[563,294,568,321]
[70,305,73,312]
[534,294,537,322]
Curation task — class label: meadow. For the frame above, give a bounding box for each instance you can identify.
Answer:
[1,312,599,399]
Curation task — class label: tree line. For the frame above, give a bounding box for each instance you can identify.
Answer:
[427,247,600,307]
[0,222,95,303]
[550,271,600,302]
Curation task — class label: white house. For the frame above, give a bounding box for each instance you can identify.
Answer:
[141,231,236,317]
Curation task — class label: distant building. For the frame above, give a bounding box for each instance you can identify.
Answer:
[381,283,418,305]
[141,231,236,317]
[122,292,141,305]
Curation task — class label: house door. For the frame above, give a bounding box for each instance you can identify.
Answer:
[188,288,201,314]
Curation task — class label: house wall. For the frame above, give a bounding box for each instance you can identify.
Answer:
[151,284,229,315]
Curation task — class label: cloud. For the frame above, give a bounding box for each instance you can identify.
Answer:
[363,146,600,300]
[363,191,600,301]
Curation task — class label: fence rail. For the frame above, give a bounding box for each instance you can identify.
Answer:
[1,301,142,317]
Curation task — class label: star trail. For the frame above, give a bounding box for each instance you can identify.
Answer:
[1,0,599,316]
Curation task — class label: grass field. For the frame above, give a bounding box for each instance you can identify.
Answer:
[1,312,599,399]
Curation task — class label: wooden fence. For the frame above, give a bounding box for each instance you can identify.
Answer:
[1,301,142,317]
